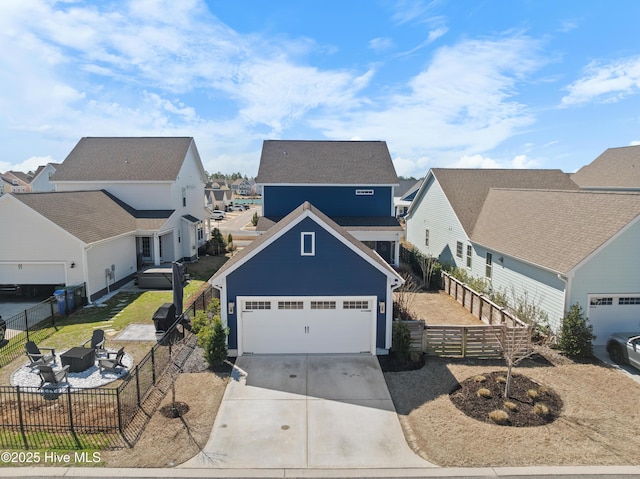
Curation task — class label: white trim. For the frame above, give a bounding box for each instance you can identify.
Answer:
[301,232,315,256]
[212,207,403,284]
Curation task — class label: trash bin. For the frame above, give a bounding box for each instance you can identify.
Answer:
[64,287,75,313]
[54,290,67,316]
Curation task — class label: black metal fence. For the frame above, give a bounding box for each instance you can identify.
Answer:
[0,284,87,369]
[0,284,218,450]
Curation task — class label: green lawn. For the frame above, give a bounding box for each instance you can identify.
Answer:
[0,280,206,384]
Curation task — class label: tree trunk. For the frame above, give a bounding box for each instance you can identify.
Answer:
[504,362,513,398]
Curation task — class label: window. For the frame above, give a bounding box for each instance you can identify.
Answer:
[425,229,430,247]
[182,187,187,207]
[141,237,151,258]
[485,252,493,279]
[311,301,336,309]
[245,301,271,310]
[590,297,612,306]
[466,245,472,269]
[343,300,370,310]
[619,297,640,305]
[456,241,463,259]
[197,224,204,241]
[278,301,303,310]
[301,232,315,256]
[355,189,374,195]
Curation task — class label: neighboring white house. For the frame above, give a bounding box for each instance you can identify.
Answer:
[51,137,208,268]
[30,163,59,192]
[0,137,208,301]
[405,167,640,344]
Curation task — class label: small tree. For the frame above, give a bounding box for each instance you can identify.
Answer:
[393,272,419,320]
[495,324,534,397]
[415,251,439,289]
[392,321,412,362]
[558,303,595,358]
[198,316,229,368]
[251,211,259,227]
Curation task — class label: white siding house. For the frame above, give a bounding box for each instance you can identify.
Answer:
[0,137,208,301]
[407,168,640,343]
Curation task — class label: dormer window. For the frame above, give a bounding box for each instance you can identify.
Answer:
[301,232,315,256]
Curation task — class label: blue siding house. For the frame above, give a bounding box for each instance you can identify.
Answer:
[210,202,403,356]
[256,140,403,266]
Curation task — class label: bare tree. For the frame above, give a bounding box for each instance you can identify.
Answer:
[494,324,534,397]
[393,272,420,320]
[416,252,439,288]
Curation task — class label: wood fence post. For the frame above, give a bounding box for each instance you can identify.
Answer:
[461,327,467,357]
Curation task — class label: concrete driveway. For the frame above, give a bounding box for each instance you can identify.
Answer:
[182,354,434,469]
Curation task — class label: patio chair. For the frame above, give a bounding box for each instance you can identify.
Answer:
[98,347,126,373]
[37,365,69,388]
[25,341,56,368]
[82,329,106,356]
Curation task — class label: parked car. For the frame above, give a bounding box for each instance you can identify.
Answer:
[606,332,640,370]
[227,205,245,212]
[211,210,226,220]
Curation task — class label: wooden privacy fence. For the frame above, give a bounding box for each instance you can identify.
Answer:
[423,324,531,358]
[441,272,527,328]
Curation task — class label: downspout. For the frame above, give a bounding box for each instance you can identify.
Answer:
[385,277,404,351]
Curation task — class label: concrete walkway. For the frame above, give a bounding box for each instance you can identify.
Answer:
[181,354,434,469]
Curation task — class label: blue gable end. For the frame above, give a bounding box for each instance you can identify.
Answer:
[225,216,389,350]
[263,185,393,218]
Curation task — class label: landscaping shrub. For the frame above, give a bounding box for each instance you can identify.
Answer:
[533,403,549,417]
[558,303,595,358]
[477,388,491,398]
[251,211,259,226]
[197,316,229,368]
[392,321,412,362]
[489,410,509,425]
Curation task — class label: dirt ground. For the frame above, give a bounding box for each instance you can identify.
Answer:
[404,290,483,325]
[102,290,640,468]
[102,350,229,468]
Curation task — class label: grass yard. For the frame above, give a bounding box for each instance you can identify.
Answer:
[0,280,206,385]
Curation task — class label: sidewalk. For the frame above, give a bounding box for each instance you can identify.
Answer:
[2,465,640,478]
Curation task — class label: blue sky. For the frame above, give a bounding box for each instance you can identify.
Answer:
[2,0,640,178]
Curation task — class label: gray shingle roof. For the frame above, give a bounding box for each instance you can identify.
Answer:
[256,215,402,232]
[471,189,640,274]
[51,137,195,182]
[13,191,171,243]
[257,140,398,185]
[431,169,580,235]
[571,145,640,189]
[212,201,401,282]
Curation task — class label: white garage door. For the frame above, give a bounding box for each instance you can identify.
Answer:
[0,262,66,284]
[588,295,640,345]
[238,296,376,355]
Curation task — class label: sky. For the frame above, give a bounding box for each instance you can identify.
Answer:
[2,0,640,179]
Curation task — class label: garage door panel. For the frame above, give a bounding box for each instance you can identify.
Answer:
[239,297,375,355]
[588,295,640,345]
[0,263,65,284]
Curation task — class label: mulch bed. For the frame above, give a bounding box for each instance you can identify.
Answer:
[378,353,425,372]
[449,371,563,427]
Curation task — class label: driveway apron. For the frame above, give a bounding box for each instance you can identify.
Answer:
[182,354,434,469]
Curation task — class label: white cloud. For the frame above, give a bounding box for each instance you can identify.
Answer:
[630,140,640,146]
[0,156,54,174]
[561,56,640,106]
[315,35,544,167]
[449,153,538,170]
[369,37,395,53]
